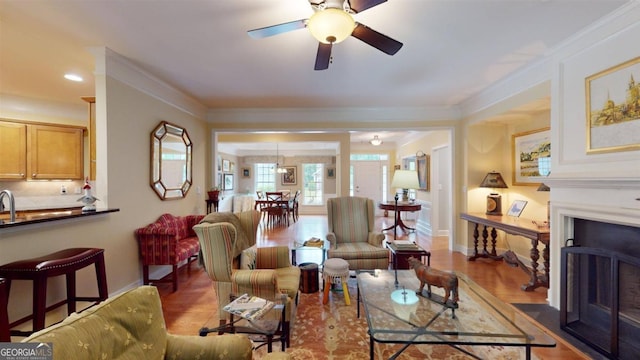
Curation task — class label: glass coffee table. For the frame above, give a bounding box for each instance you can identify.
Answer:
[356,270,555,360]
[291,238,328,266]
[199,294,287,353]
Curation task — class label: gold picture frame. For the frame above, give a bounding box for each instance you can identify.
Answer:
[281,166,297,185]
[585,56,640,154]
[512,128,551,186]
[416,154,430,191]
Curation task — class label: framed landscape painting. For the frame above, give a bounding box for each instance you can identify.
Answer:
[512,128,551,185]
[585,56,640,154]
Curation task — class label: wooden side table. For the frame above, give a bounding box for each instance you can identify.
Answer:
[205,199,219,214]
[386,241,431,270]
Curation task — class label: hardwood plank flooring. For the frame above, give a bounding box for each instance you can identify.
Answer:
[157,214,592,359]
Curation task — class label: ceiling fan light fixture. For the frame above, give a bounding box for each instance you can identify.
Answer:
[307,8,355,44]
[370,135,382,146]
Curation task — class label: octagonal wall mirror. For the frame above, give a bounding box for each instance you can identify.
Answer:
[151,121,192,200]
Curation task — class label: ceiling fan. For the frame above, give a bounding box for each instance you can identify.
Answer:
[247,0,403,70]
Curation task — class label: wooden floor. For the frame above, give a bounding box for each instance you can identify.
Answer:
[158,214,591,359]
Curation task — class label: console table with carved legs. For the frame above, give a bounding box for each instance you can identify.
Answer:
[460,212,550,291]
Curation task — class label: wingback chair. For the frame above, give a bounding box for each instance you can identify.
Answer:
[326,196,388,270]
[193,210,300,347]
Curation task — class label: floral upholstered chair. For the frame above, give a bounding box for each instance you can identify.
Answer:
[193,210,300,347]
[326,196,388,270]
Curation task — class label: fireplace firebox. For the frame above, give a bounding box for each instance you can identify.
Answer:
[560,218,640,360]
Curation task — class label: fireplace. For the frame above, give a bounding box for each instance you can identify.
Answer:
[560,218,640,360]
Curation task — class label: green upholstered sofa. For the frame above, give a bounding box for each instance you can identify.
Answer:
[22,285,290,360]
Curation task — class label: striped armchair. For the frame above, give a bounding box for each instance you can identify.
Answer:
[326,197,389,270]
[193,210,300,348]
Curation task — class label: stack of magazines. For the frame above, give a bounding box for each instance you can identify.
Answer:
[391,240,419,250]
[223,294,275,321]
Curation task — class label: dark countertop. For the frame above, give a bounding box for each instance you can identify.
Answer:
[0,208,120,229]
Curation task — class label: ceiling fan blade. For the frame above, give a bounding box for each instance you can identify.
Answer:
[351,23,402,55]
[348,0,387,13]
[247,19,307,39]
[314,43,332,70]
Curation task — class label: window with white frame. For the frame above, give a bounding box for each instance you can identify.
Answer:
[302,163,323,205]
[254,163,276,192]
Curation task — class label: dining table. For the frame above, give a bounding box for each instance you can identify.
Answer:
[254,198,294,227]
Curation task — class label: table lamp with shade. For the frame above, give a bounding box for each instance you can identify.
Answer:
[389,171,421,305]
[390,170,420,240]
[537,182,550,224]
[391,170,420,202]
[479,171,508,215]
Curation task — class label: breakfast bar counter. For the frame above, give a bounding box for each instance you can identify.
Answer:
[0,208,120,229]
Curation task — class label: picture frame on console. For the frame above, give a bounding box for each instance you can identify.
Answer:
[512,128,551,185]
[585,56,640,154]
[506,200,528,217]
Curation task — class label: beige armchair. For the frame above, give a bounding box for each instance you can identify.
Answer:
[326,196,389,270]
[193,210,300,348]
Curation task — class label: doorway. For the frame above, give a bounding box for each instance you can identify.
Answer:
[351,160,386,215]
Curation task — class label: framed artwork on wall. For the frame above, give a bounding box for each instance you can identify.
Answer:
[242,167,250,178]
[585,56,640,154]
[512,128,551,185]
[222,159,230,172]
[223,173,233,190]
[416,154,430,191]
[281,166,297,185]
[326,167,335,179]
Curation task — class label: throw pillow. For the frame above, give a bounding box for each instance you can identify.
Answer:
[240,245,257,269]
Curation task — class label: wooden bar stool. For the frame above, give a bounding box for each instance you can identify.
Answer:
[0,248,108,336]
[0,278,10,342]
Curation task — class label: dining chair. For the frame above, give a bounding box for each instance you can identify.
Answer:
[287,190,301,223]
[266,192,288,227]
[255,191,268,222]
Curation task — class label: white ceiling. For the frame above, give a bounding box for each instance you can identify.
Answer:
[0,0,629,153]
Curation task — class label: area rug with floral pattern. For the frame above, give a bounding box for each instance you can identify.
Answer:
[255,278,537,359]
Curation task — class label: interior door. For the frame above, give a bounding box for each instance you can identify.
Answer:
[352,161,384,215]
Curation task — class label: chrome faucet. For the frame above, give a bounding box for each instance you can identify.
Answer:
[0,190,16,223]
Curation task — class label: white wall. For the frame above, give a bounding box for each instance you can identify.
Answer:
[546,3,640,308]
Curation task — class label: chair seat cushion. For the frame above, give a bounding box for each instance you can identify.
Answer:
[328,243,389,260]
[176,237,200,262]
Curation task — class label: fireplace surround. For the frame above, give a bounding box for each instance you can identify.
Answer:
[560,218,640,359]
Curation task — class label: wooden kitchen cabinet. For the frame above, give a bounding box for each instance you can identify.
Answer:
[0,122,27,179]
[0,120,85,180]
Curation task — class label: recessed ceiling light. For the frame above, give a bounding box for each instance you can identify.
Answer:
[64,73,83,82]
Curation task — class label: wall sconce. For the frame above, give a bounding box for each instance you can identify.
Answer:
[479,171,508,215]
[369,135,382,146]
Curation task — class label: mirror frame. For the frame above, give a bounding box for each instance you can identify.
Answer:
[150,121,192,200]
